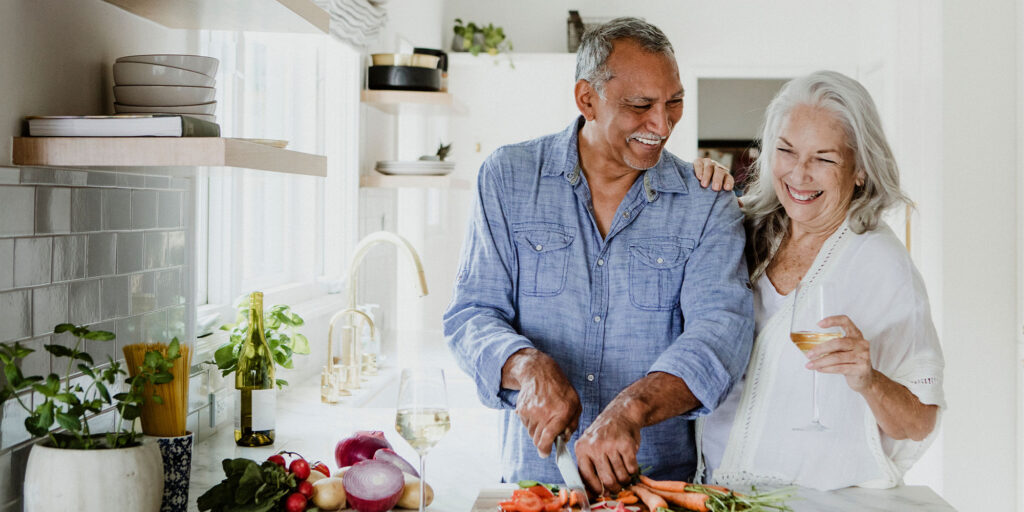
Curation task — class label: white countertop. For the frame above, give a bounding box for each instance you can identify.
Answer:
[187,372,956,512]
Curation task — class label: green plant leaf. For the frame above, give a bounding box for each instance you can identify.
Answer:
[77,364,96,379]
[53,323,76,334]
[82,330,115,341]
[292,334,310,355]
[44,344,74,358]
[275,378,288,389]
[55,411,82,432]
[150,395,164,405]
[167,338,181,359]
[3,364,24,389]
[74,351,94,366]
[121,403,141,421]
[214,343,238,370]
[95,381,110,403]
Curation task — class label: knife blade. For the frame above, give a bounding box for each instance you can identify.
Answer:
[554,434,591,511]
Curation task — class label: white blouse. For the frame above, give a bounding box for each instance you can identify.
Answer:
[698,221,945,491]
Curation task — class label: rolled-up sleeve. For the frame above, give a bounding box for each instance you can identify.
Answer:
[443,155,534,409]
[648,191,754,418]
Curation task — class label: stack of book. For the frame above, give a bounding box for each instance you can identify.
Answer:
[25,114,220,137]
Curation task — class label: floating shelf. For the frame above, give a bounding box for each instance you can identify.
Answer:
[12,137,326,177]
[360,90,452,114]
[360,173,470,190]
[102,0,329,34]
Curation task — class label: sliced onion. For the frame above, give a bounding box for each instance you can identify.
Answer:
[372,448,419,477]
[342,460,405,512]
[335,431,393,468]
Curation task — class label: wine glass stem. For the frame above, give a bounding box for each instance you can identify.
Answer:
[419,454,427,512]
[811,370,820,424]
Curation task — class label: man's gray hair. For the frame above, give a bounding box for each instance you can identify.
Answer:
[742,70,911,280]
[575,17,674,97]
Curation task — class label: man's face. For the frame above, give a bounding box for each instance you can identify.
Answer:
[585,39,684,171]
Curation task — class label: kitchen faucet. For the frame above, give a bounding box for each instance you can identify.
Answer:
[326,231,428,400]
[322,307,374,403]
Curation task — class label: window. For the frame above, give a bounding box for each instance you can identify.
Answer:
[196,31,361,315]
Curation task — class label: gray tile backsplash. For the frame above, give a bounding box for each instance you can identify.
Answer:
[116,231,144,274]
[34,187,70,234]
[86,232,116,277]
[101,188,131,231]
[131,189,158,230]
[52,235,87,282]
[68,279,100,325]
[70,188,102,233]
[0,240,12,291]
[13,238,50,288]
[0,187,34,237]
[0,167,195,508]
[0,291,30,341]
[31,284,68,337]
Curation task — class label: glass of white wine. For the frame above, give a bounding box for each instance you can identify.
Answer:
[395,367,451,512]
[790,281,843,431]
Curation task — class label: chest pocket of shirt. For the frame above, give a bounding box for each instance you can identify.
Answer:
[629,237,695,311]
[513,223,575,297]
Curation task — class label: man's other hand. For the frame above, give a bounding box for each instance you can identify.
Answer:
[574,408,642,495]
[693,157,734,191]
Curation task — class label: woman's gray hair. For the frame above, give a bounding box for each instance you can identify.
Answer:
[742,70,911,280]
[575,17,674,97]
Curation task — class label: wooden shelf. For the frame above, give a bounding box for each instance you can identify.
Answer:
[102,0,329,34]
[12,137,326,177]
[360,173,470,190]
[361,90,452,113]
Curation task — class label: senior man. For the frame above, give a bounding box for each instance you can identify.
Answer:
[443,17,753,494]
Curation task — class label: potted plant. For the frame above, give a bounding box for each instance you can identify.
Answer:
[212,297,310,387]
[452,18,514,56]
[0,323,182,512]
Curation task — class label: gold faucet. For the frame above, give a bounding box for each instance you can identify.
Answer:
[321,308,375,403]
[321,231,428,404]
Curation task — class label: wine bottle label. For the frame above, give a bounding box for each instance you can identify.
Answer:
[250,388,276,430]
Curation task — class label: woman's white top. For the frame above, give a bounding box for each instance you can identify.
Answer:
[698,221,945,491]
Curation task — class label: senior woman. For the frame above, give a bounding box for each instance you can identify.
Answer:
[694,70,945,491]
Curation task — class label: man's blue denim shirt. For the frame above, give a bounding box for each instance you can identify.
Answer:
[443,117,754,484]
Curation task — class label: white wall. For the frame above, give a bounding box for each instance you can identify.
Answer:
[940,0,1019,509]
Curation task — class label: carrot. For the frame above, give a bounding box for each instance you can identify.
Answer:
[643,486,709,512]
[631,485,668,511]
[617,494,639,505]
[638,474,692,493]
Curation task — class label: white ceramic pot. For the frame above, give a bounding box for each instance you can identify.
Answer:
[23,439,164,512]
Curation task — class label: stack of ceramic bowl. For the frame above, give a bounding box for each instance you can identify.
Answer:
[113,54,219,123]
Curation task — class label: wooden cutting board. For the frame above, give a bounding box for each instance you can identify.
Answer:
[471,485,520,511]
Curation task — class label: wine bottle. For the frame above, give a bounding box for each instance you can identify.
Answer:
[234,291,276,446]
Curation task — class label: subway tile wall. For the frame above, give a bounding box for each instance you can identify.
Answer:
[0,167,194,510]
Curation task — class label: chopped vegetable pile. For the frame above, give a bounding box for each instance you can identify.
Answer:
[504,476,794,512]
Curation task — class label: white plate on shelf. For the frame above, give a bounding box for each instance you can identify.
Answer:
[375,160,455,176]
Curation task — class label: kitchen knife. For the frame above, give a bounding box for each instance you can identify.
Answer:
[554,434,591,511]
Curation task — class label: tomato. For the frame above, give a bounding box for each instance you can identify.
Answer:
[283,492,307,512]
[528,485,554,500]
[510,490,543,512]
[289,458,311,481]
[311,461,330,477]
[297,480,314,498]
[542,497,563,512]
[267,454,287,468]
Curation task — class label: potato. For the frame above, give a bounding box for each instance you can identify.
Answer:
[396,473,434,509]
[306,469,327,484]
[312,477,346,511]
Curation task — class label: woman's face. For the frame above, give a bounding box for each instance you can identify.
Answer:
[771,104,863,233]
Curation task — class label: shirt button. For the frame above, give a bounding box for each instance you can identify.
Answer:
[656,257,664,264]
[586,374,595,382]
[535,244,543,251]
[597,258,604,266]
[623,211,631,219]
[593,315,601,323]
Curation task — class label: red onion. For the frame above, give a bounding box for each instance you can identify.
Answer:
[335,431,393,468]
[342,460,405,512]
[372,448,419,477]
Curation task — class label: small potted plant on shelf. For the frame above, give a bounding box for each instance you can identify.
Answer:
[212,296,310,387]
[452,18,514,58]
[0,323,182,512]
